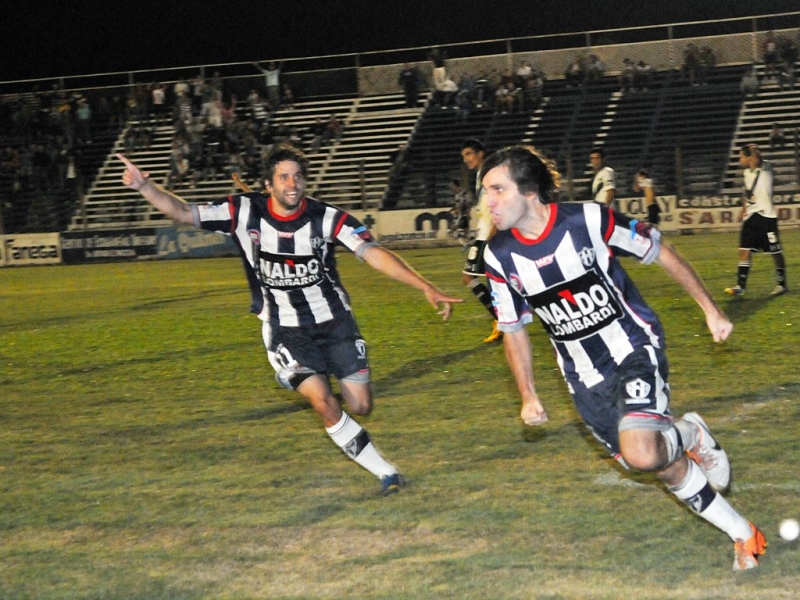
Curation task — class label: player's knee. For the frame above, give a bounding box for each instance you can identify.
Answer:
[619,431,670,472]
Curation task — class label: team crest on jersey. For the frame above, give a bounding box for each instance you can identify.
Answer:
[579,247,595,268]
[624,378,652,404]
[247,229,261,245]
[310,236,325,249]
[509,274,524,294]
[529,270,623,342]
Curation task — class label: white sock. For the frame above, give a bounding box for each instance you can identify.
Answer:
[669,460,752,541]
[326,412,397,479]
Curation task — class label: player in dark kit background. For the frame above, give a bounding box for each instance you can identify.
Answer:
[480,145,766,570]
[117,145,461,497]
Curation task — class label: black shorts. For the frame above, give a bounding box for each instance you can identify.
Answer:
[740,213,781,254]
[570,346,672,457]
[462,239,488,276]
[263,314,369,383]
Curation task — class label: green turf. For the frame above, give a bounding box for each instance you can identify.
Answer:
[1,230,798,599]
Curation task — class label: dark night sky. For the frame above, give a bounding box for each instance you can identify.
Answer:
[2,0,797,81]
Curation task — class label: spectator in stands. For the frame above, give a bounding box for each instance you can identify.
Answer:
[635,60,656,91]
[740,66,760,99]
[151,82,167,125]
[681,43,701,86]
[174,79,190,100]
[698,46,717,85]
[454,84,473,122]
[564,54,586,87]
[191,73,205,115]
[247,89,271,123]
[473,71,491,107]
[762,31,779,80]
[75,97,93,144]
[307,117,327,153]
[280,82,296,109]
[431,57,458,108]
[777,36,798,91]
[253,61,283,109]
[397,63,422,108]
[619,58,637,92]
[516,61,533,84]
[585,54,605,84]
[522,68,545,111]
[324,113,343,143]
[769,123,786,152]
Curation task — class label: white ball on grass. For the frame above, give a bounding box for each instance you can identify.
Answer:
[779,518,800,542]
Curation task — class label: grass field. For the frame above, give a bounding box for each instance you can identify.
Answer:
[1,230,799,599]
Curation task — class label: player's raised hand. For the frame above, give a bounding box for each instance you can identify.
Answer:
[116,153,150,190]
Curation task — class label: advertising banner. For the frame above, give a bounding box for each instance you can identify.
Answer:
[156,226,238,259]
[60,229,159,264]
[617,193,800,233]
[0,233,62,267]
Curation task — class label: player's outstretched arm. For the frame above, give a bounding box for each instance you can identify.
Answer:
[503,328,547,426]
[117,153,195,225]
[360,245,462,320]
[656,241,733,342]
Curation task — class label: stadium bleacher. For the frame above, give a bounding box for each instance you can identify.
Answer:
[2,19,799,234]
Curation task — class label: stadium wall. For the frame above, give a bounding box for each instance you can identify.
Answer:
[5,195,800,267]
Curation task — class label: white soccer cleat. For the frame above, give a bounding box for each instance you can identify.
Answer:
[683,412,731,492]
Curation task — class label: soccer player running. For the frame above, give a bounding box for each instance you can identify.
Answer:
[117,145,461,497]
[480,145,766,570]
[724,143,788,297]
[460,138,502,342]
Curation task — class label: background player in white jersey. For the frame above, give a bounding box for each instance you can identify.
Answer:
[589,147,616,208]
[480,145,766,570]
[460,138,502,342]
[633,169,661,225]
[117,146,461,497]
[724,143,788,297]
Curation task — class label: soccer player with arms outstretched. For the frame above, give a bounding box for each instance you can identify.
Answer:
[118,145,461,496]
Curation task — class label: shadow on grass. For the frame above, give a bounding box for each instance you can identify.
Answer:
[371,345,495,396]
[719,294,774,323]
[130,288,243,310]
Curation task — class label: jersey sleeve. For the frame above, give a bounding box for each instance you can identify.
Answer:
[332,210,377,257]
[602,168,616,191]
[193,195,237,234]
[604,207,661,265]
[484,244,533,332]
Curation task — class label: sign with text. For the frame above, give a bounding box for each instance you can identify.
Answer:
[0,233,62,267]
[60,229,159,263]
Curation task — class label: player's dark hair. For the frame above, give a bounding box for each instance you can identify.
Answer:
[479,145,562,204]
[637,169,650,178]
[264,143,309,183]
[740,143,760,158]
[461,138,485,154]
[590,147,605,158]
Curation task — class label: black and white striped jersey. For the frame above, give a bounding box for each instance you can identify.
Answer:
[193,193,375,327]
[485,202,664,392]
